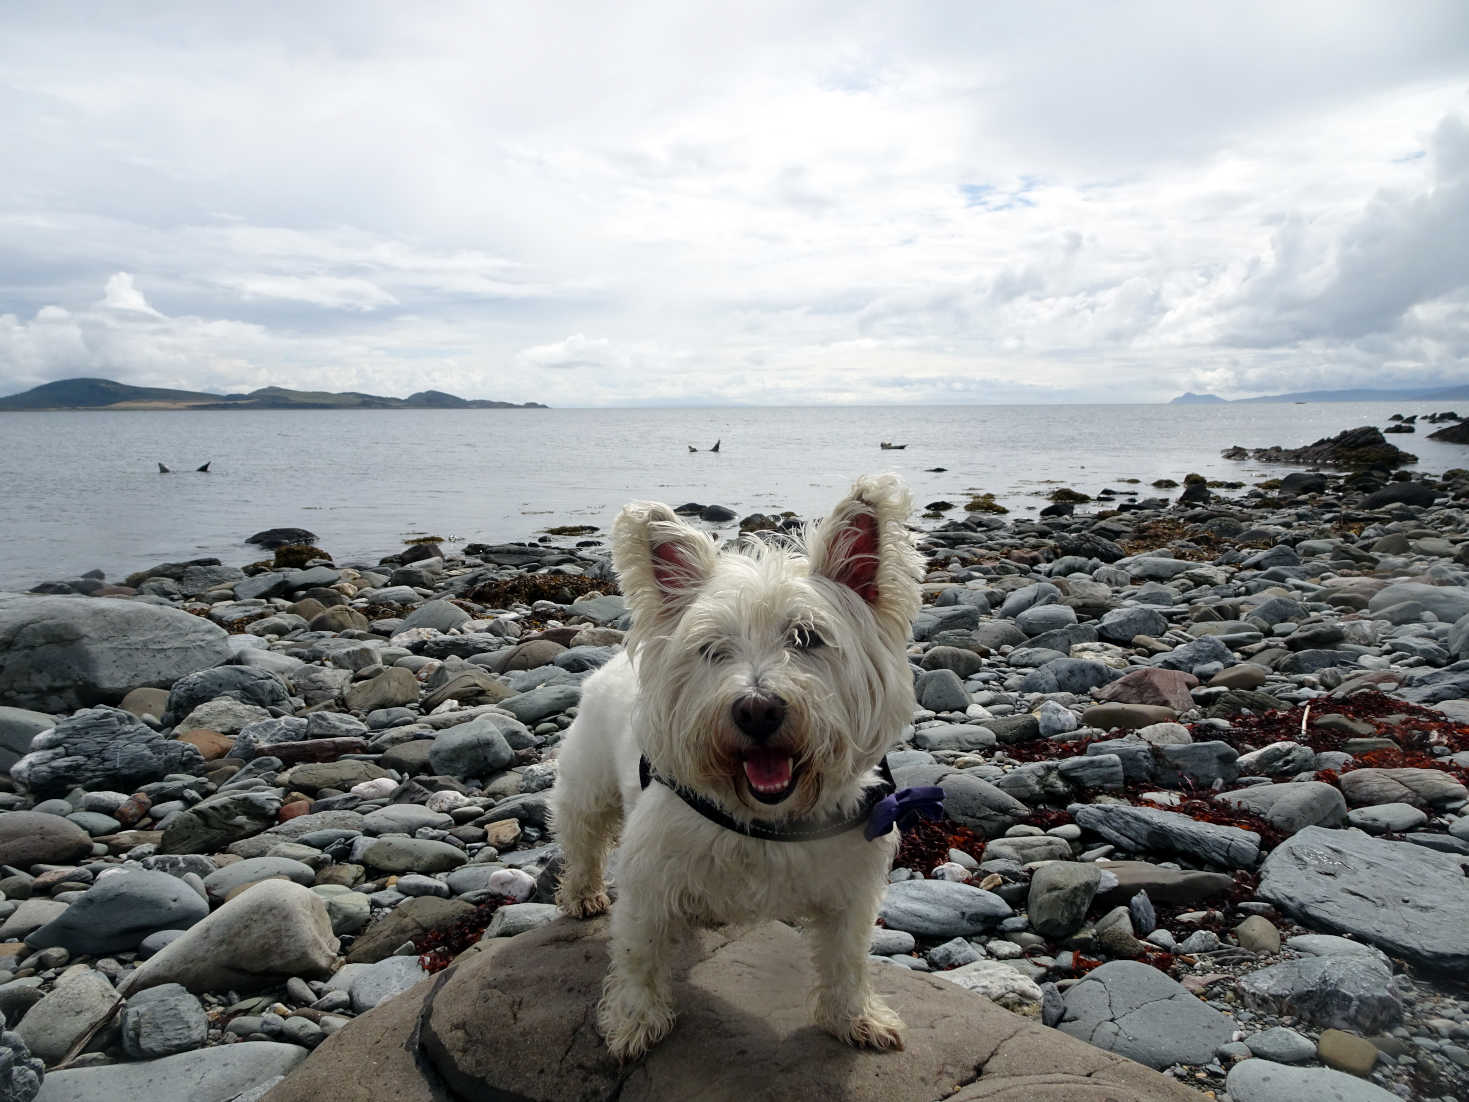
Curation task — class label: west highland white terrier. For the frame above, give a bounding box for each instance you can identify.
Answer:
[551,474,936,1061]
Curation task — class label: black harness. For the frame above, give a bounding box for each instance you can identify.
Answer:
[637,755,943,843]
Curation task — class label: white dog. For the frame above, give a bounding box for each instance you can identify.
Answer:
[550,474,929,1061]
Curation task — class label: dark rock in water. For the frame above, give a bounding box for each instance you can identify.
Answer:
[459,543,577,568]
[245,527,319,549]
[1176,482,1210,505]
[672,502,705,515]
[1428,418,1469,444]
[266,919,1200,1102]
[12,706,204,797]
[1237,426,1417,470]
[0,594,232,713]
[699,504,737,522]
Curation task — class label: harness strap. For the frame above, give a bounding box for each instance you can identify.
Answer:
[638,755,943,843]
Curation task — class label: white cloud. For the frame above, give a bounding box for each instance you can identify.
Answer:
[515,334,616,370]
[1,2,1467,403]
[227,275,399,311]
[100,272,161,316]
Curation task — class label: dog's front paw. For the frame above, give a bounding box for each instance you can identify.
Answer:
[557,887,611,918]
[599,998,676,1062]
[821,1002,905,1052]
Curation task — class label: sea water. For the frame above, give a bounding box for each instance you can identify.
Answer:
[0,402,1462,591]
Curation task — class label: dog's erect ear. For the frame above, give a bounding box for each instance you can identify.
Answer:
[809,474,923,635]
[612,501,718,621]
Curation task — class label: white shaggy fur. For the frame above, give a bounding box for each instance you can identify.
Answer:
[550,474,923,1061]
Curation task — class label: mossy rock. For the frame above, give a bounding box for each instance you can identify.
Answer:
[274,545,331,569]
[963,493,1009,514]
[1151,478,1179,489]
[1048,488,1091,504]
[1182,473,1206,485]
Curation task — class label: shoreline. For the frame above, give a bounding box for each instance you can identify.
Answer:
[0,448,1468,1098]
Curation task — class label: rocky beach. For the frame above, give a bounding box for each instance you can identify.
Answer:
[1,423,1468,1102]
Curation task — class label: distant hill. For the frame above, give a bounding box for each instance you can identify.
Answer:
[0,377,547,411]
[1171,385,1469,405]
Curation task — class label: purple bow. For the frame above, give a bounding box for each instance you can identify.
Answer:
[865,785,946,841]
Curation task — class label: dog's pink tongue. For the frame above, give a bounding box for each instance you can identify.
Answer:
[742,749,793,792]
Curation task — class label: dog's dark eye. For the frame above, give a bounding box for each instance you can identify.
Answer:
[698,642,729,663]
[790,625,825,651]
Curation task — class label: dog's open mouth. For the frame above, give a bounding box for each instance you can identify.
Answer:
[741,748,798,804]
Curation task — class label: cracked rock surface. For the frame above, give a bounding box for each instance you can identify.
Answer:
[262,919,1199,1102]
[1057,959,1237,1069]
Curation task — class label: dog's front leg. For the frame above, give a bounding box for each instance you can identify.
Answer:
[599,895,683,1061]
[808,906,905,1051]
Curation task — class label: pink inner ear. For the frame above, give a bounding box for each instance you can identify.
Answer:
[652,540,695,597]
[830,512,879,603]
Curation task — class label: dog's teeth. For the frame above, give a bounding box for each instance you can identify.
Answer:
[742,750,793,794]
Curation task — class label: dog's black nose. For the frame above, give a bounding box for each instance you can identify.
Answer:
[731,693,786,741]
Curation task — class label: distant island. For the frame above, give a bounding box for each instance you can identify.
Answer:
[0,377,548,411]
[1169,385,1469,405]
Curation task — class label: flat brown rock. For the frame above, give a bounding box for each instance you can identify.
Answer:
[265,918,1199,1102]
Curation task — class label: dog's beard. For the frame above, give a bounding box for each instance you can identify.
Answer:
[639,654,891,822]
[678,703,825,819]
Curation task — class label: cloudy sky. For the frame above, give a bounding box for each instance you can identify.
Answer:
[2,2,1467,405]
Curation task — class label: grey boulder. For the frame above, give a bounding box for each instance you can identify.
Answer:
[25,869,209,955]
[12,707,204,797]
[427,714,516,779]
[0,706,56,771]
[161,789,283,854]
[878,879,1011,938]
[0,594,232,713]
[1069,803,1260,868]
[1238,954,1401,1032]
[121,880,338,996]
[1257,826,1469,970]
[1058,959,1236,1069]
[260,917,1201,1102]
[1226,1058,1402,1102]
[1218,782,1347,835]
[1027,862,1100,940]
[937,773,1027,837]
[119,983,208,1059]
[35,1041,305,1102]
[163,666,290,726]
